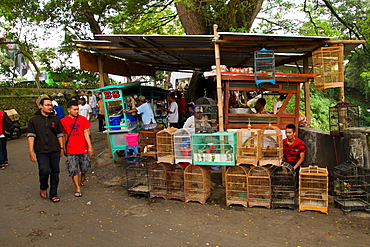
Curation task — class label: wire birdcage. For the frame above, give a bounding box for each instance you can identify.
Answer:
[174,128,194,163]
[156,127,177,163]
[195,93,218,133]
[333,161,370,214]
[329,102,360,137]
[125,156,153,197]
[184,165,211,204]
[298,165,329,214]
[248,166,272,208]
[140,128,162,158]
[226,165,251,207]
[259,125,283,166]
[149,162,170,200]
[271,163,296,210]
[166,163,187,201]
[236,129,260,166]
[254,48,275,85]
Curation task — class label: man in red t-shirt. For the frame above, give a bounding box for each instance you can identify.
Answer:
[283,123,307,171]
[61,100,94,197]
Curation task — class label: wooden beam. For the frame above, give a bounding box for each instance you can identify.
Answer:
[303,57,311,126]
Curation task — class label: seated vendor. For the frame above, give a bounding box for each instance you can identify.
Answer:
[254,98,269,114]
[283,123,307,171]
[183,106,203,131]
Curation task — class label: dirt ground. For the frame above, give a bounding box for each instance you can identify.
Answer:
[0,121,369,247]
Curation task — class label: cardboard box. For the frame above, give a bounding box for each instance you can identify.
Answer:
[5,109,20,121]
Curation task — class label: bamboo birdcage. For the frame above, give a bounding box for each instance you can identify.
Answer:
[125,156,153,197]
[166,163,187,201]
[236,129,260,166]
[174,128,194,163]
[312,46,344,90]
[156,127,177,163]
[271,164,296,210]
[148,162,170,200]
[184,165,211,204]
[248,166,272,208]
[258,125,283,166]
[226,165,251,207]
[298,165,329,214]
[140,128,162,158]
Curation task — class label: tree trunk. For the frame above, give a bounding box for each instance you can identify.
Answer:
[175,1,210,35]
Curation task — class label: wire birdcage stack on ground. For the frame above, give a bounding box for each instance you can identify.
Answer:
[226,165,251,207]
[156,127,177,163]
[271,164,296,210]
[236,129,260,166]
[259,125,282,166]
[184,165,211,204]
[333,161,370,214]
[148,162,170,200]
[174,128,194,163]
[125,156,153,197]
[139,128,161,159]
[248,166,272,208]
[166,163,187,201]
[298,165,329,214]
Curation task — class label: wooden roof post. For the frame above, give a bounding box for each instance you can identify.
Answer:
[213,24,224,132]
[338,44,345,102]
[97,54,110,87]
[303,56,311,126]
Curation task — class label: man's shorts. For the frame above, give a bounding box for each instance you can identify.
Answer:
[65,153,91,177]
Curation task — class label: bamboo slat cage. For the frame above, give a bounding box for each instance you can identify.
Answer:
[258,125,282,166]
[140,128,162,158]
[271,163,296,210]
[174,128,194,163]
[312,46,344,89]
[149,162,170,200]
[236,129,260,166]
[166,163,187,201]
[184,165,211,204]
[125,156,153,197]
[298,166,329,214]
[333,161,370,214]
[248,166,272,208]
[156,127,177,163]
[226,165,251,207]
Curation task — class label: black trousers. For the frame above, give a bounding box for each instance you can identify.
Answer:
[36,152,60,199]
[98,114,105,131]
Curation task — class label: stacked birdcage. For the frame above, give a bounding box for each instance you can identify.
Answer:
[192,132,236,166]
[125,156,153,197]
[298,165,329,214]
[236,129,260,166]
[166,164,186,201]
[156,127,177,163]
[184,165,211,204]
[247,166,272,208]
[174,128,194,163]
[194,95,218,133]
[254,48,276,85]
[139,128,162,158]
[333,161,370,214]
[148,162,170,199]
[259,125,283,166]
[271,164,296,210]
[226,165,251,207]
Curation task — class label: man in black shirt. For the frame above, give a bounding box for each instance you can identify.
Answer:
[27,98,64,202]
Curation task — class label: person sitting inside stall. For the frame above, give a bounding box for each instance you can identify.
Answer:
[123,95,156,129]
[254,98,269,114]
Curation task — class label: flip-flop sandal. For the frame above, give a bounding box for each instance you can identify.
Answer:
[80,179,87,187]
[40,190,48,199]
[51,197,60,203]
[74,192,83,197]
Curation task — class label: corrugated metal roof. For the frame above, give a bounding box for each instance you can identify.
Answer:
[75,33,361,72]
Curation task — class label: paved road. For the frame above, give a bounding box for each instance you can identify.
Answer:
[1,121,369,247]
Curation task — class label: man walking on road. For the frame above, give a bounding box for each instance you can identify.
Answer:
[27,98,64,203]
[61,100,94,197]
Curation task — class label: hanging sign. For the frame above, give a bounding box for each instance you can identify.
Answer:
[104,90,121,99]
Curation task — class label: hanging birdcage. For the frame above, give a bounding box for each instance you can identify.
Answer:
[259,125,283,166]
[298,165,329,214]
[140,128,162,159]
[329,102,360,137]
[271,163,296,210]
[174,128,194,163]
[236,129,260,166]
[156,127,177,163]
[184,165,211,204]
[226,165,251,207]
[333,161,370,214]
[166,163,187,201]
[194,92,218,133]
[254,48,275,85]
[148,162,170,200]
[125,156,153,197]
[248,166,272,208]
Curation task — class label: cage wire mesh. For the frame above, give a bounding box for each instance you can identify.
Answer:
[149,162,170,200]
[237,129,260,166]
[259,125,282,166]
[247,166,272,208]
[329,102,360,137]
[271,163,296,210]
[156,127,177,163]
[166,163,186,201]
[226,165,251,207]
[174,128,194,163]
[125,156,153,197]
[139,128,162,158]
[254,48,276,85]
[184,165,211,204]
[194,93,218,133]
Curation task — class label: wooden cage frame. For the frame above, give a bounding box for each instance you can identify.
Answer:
[236,129,260,166]
[156,127,177,163]
[226,165,251,207]
[258,125,283,166]
[248,166,272,208]
[184,165,211,204]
